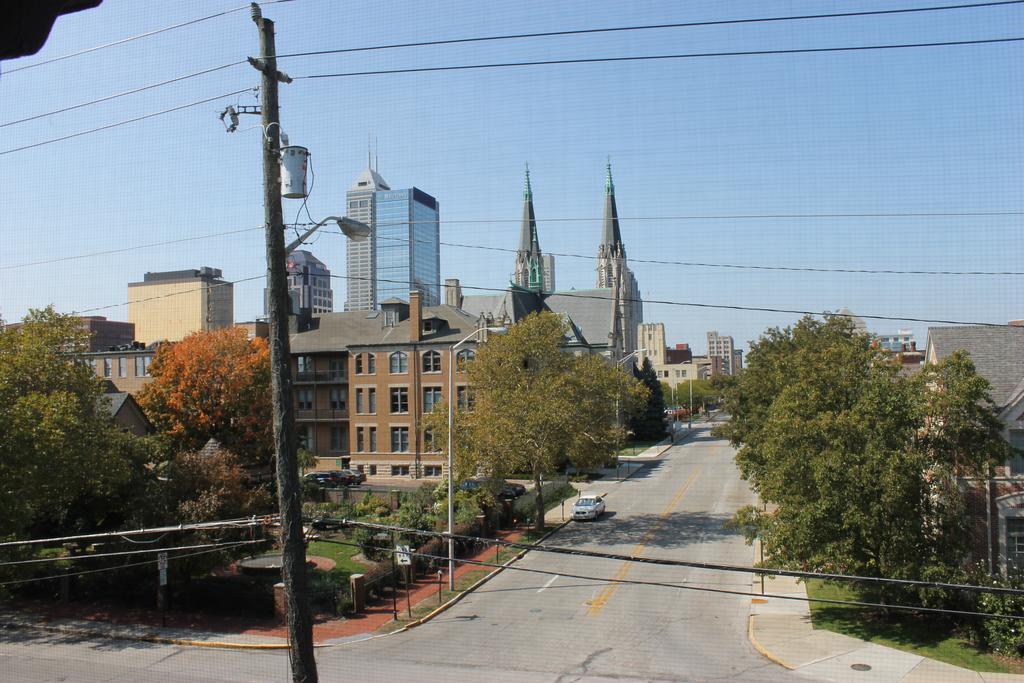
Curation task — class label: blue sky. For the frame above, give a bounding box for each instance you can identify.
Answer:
[1,0,1022,353]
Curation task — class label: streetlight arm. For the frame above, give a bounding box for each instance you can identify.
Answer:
[285,216,370,255]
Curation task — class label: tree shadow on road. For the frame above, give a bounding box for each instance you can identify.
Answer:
[553,510,739,551]
[0,625,167,652]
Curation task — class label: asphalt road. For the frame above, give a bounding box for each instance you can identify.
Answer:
[0,423,807,682]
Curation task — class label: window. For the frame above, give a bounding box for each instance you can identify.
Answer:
[390,351,408,374]
[355,389,364,414]
[297,425,314,450]
[329,358,345,380]
[330,426,343,451]
[423,386,442,413]
[390,387,409,414]
[424,465,442,477]
[1009,518,1024,568]
[297,356,313,374]
[368,388,376,414]
[1010,431,1024,476]
[457,386,475,411]
[369,464,377,476]
[356,427,365,453]
[456,348,475,368]
[103,358,112,377]
[89,358,97,373]
[135,356,145,377]
[118,357,127,378]
[329,387,345,410]
[391,465,410,476]
[423,320,435,333]
[369,427,377,452]
[422,350,441,373]
[355,353,375,375]
[424,427,440,452]
[391,427,409,452]
[297,389,313,410]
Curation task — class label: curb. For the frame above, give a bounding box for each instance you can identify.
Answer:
[746,613,794,670]
[392,518,573,634]
[2,620,292,650]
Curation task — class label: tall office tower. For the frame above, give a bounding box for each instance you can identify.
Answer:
[512,165,544,292]
[707,330,736,375]
[344,165,440,309]
[542,254,556,294]
[128,267,233,344]
[345,166,389,311]
[265,250,333,316]
[375,187,440,305]
[595,162,643,356]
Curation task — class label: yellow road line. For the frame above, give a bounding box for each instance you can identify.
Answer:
[587,466,702,616]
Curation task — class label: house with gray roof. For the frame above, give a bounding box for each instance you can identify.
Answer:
[925,323,1024,571]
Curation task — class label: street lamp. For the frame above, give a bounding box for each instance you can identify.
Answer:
[446,325,506,590]
[285,215,369,255]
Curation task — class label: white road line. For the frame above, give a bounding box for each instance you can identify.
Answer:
[537,574,559,593]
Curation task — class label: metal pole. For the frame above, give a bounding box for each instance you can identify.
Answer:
[251,6,316,680]
[688,376,693,430]
[390,541,398,620]
[447,341,456,591]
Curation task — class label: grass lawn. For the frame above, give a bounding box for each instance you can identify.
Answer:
[806,580,1015,673]
[617,439,665,457]
[306,536,372,575]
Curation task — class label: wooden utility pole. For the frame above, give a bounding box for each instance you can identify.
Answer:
[249,4,317,680]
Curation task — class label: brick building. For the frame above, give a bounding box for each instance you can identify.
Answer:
[290,291,490,480]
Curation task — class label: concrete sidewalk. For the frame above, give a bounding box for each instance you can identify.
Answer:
[748,573,1023,682]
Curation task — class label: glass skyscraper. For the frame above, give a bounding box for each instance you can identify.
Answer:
[345,166,440,310]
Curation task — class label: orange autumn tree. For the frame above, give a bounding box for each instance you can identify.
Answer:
[138,328,272,467]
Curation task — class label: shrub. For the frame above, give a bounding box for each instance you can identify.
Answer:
[352,525,392,562]
[978,572,1024,656]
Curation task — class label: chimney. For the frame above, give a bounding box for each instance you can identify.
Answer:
[410,290,422,342]
[445,278,464,308]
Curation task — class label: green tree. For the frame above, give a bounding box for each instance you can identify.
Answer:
[721,315,1007,584]
[0,307,149,538]
[425,312,646,531]
[630,357,666,440]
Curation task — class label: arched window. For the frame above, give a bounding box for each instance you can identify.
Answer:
[456,349,476,368]
[422,350,441,373]
[390,351,408,374]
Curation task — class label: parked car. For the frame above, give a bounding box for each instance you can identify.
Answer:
[304,472,340,488]
[498,482,527,500]
[337,468,366,485]
[310,516,345,531]
[572,494,606,521]
[460,478,527,500]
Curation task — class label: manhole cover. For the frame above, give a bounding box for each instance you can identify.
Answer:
[851,663,872,672]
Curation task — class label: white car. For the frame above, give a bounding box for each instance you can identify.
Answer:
[572,494,606,521]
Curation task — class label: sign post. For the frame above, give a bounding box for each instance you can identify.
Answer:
[396,545,412,617]
[157,551,168,626]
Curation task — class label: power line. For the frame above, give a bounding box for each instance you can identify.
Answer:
[72,275,264,316]
[364,231,1024,277]
[0,88,256,157]
[0,62,246,129]
[0,516,273,549]
[295,37,1024,80]
[0,1,292,75]
[0,540,266,568]
[275,1,1024,60]
[322,536,1024,621]
[0,226,263,272]
[0,541,268,588]
[328,271,1019,327]
[339,520,1024,598]
[5,212,1023,274]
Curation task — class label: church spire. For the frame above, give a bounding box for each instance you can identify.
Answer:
[599,159,623,255]
[514,163,544,292]
[605,157,614,196]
